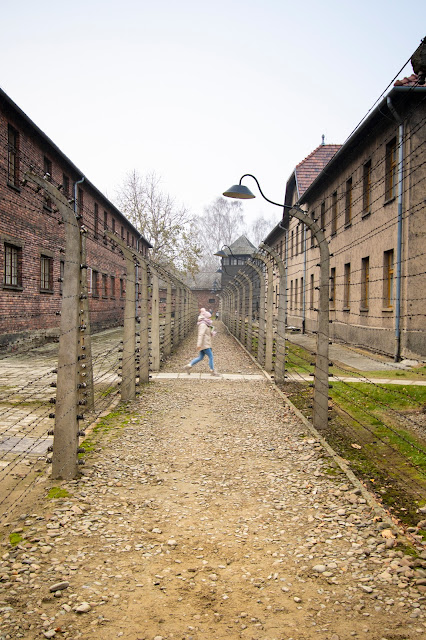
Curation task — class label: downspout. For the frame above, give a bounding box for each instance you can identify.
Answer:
[302,225,307,333]
[387,97,404,362]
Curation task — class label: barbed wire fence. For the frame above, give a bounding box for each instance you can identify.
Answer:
[0,164,196,523]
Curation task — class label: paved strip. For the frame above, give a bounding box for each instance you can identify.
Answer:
[151,372,266,381]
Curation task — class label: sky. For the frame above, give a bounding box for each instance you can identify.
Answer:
[1,0,425,232]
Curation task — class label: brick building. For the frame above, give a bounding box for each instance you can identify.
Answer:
[0,88,151,352]
[265,74,426,360]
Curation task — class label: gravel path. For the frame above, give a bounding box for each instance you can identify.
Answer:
[0,323,425,640]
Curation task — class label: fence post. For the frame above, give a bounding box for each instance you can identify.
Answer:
[150,268,160,371]
[105,232,138,401]
[238,272,253,352]
[259,244,286,384]
[163,277,172,357]
[247,261,265,367]
[235,275,246,344]
[253,253,273,372]
[138,255,150,384]
[25,171,82,479]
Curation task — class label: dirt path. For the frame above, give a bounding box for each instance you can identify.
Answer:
[0,325,425,639]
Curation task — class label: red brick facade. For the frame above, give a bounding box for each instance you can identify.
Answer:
[0,89,151,352]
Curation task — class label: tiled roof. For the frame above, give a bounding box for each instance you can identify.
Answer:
[295,144,341,196]
[227,235,256,255]
[394,73,421,87]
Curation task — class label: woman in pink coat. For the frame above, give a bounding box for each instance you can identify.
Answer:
[183,308,220,376]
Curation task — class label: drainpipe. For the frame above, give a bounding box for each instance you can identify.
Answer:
[387,97,404,362]
[302,225,307,333]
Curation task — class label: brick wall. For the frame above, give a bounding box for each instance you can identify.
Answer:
[0,91,150,352]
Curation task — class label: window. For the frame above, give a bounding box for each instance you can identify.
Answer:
[344,263,351,309]
[385,138,397,201]
[291,230,294,258]
[127,231,130,245]
[120,278,125,298]
[331,191,338,235]
[363,160,372,215]
[295,226,299,256]
[104,211,108,230]
[4,243,22,288]
[290,280,293,310]
[300,224,304,254]
[121,225,124,240]
[112,218,116,233]
[300,276,304,309]
[102,273,108,297]
[110,275,115,298]
[310,273,314,309]
[7,125,19,187]
[43,157,52,210]
[94,203,99,238]
[60,260,64,295]
[345,178,352,226]
[320,201,325,230]
[330,267,336,308]
[310,211,315,248]
[92,270,99,297]
[132,235,135,248]
[294,279,298,310]
[361,257,370,310]
[62,174,70,198]
[40,255,53,292]
[384,249,394,308]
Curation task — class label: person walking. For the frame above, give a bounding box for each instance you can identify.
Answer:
[183,308,220,376]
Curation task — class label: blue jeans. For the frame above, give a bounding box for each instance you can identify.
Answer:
[190,348,214,370]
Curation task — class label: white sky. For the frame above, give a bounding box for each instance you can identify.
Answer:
[1,0,425,232]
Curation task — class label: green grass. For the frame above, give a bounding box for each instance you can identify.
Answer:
[47,486,71,500]
[9,532,24,546]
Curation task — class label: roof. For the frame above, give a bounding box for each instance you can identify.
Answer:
[227,235,256,255]
[295,144,341,197]
[394,73,422,87]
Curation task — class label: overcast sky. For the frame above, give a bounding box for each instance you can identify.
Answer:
[2,0,425,232]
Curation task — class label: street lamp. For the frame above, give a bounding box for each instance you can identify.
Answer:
[223,174,330,433]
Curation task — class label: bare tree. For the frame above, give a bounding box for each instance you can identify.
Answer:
[249,214,280,247]
[195,197,245,270]
[115,170,201,274]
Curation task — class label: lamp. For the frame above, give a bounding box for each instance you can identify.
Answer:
[214,244,234,258]
[223,173,330,435]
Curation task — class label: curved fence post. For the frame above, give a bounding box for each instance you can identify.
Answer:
[259,243,286,384]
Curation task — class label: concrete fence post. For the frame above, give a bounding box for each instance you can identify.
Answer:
[247,261,265,367]
[150,268,160,371]
[252,253,273,372]
[259,244,286,384]
[25,171,81,480]
[238,272,253,352]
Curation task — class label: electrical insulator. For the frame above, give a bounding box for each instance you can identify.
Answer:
[49,413,55,419]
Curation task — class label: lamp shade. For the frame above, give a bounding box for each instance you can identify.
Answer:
[214,250,228,257]
[223,184,256,199]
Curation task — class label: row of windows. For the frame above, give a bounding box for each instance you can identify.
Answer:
[3,243,57,293]
[2,242,126,299]
[88,268,125,299]
[281,138,398,256]
[289,249,395,313]
[6,123,139,250]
